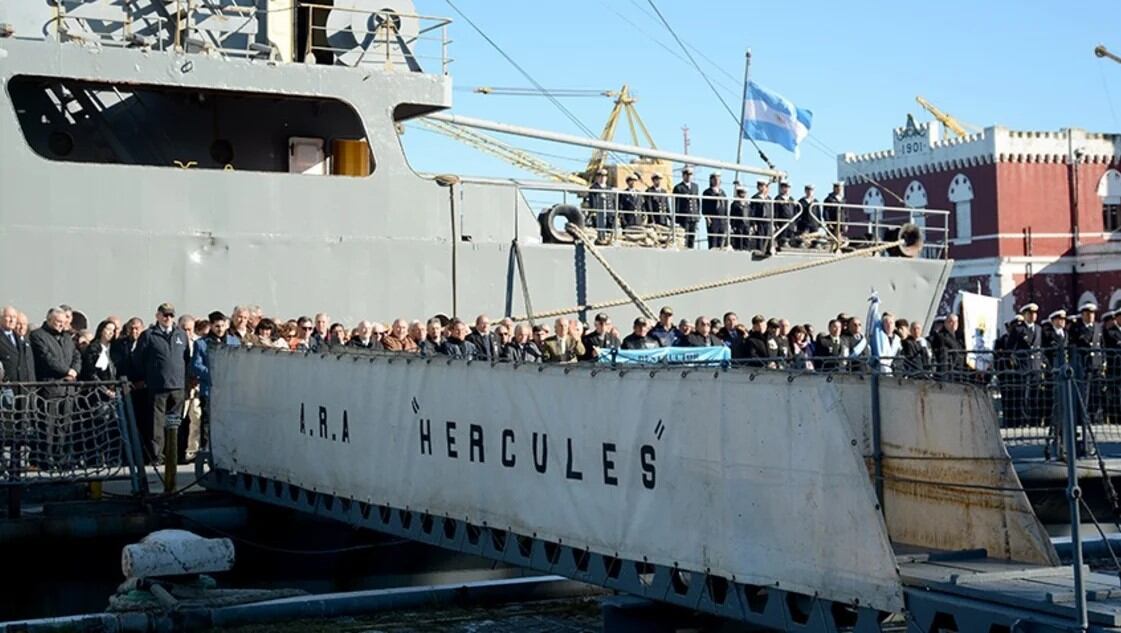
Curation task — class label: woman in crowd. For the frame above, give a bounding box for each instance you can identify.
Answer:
[79,319,117,382]
[788,324,815,371]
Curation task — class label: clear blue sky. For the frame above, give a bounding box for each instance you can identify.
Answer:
[402,0,1121,188]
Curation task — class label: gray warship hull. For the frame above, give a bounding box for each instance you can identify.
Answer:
[0,6,950,325]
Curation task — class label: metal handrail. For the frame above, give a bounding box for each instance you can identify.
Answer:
[511,181,950,257]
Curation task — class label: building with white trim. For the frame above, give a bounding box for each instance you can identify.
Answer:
[838,116,1121,320]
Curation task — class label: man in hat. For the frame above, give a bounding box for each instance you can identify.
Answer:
[1011,302,1046,424]
[643,173,671,229]
[137,302,191,464]
[701,172,728,249]
[822,182,847,241]
[673,167,700,248]
[772,181,797,249]
[796,184,822,246]
[648,306,680,347]
[618,173,644,229]
[729,184,750,251]
[581,312,621,361]
[1102,309,1121,423]
[1070,302,1104,421]
[584,168,617,241]
[1042,308,1069,368]
[744,314,770,366]
[748,179,771,252]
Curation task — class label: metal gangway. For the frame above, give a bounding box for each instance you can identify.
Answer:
[194,344,1121,633]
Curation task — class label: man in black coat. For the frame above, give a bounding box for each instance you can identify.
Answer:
[443,319,478,360]
[814,319,848,371]
[465,314,501,362]
[618,174,644,228]
[748,180,771,252]
[683,317,720,347]
[1010,303,1046,424]
[1103,309,1121,424]
[933,314,967,378]
[772,181,797,250]
[729,185,750,251]
[581,313,621,361]
[621,318,659,351]
[701,173,728,249]
[137,303,190,464]
[822,182,847,240]
[743,315,770,367]
[673,167,700,249]
[0,305,35,383]
[585,168,617,241]
[29,307,81,385]
[644,173,671,228]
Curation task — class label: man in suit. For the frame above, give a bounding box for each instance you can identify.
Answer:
[465,314,501,362]
[701,173,728,249]
[673,167,700,248]
[0,306,35,383]
[585,168,617,242]
[643,173,671,228]
[543,317,585,363]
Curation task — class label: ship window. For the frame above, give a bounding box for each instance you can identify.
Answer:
[6,75,375,176]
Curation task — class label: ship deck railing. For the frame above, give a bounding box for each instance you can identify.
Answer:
[501,179,951,258]
[39,1,453,73]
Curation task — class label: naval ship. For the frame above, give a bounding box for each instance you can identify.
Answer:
[0,0,951,326]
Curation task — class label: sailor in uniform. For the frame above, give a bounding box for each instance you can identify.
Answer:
[1103,309,1121,423]
[748,179,770,252]
[618,174,644,228]
[643,173,671,229]
[1069,302,1103,423]
[1012,303,1045,425]
[584,168,617,242]
[796,184,823,247]
[673,167,700,248]
[822,182,847,244]
[772,181,797,250]
[729,184,750,251]
[701,172,728,249]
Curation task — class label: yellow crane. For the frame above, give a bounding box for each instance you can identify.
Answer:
[915,96,977,138]
[583,84,660,179]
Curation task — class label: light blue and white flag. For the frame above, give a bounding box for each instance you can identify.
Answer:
[597,346,730,366]
[742,81,813,153]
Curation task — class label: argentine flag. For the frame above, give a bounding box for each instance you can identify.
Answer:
[742,82,813,153]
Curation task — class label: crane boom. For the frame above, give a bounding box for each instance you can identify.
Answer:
[416,118,587,185]
[915,96,970,138]
[1096,44,1121,65]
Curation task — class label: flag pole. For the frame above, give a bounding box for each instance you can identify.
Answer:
[734,49,751,185]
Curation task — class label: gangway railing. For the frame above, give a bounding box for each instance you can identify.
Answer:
[0,380,147,515]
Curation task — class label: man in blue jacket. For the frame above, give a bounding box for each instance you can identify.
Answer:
[137,303,191,464]
[191,311,240,459]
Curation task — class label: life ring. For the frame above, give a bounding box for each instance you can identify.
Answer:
[538,204,584,244]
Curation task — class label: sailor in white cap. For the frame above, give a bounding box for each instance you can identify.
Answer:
[673,167,700,248]
[702,172,728,249]
[585,167,617,241]
[644,172,671,227]
[772,181,796,249]
[823,181,846,231]
[1105,308,1121,422]
[618,173,643,228]
[747,180,771,252]
[1042,309,1068,356]
[1014,302,1043,354]
[1069,300,1101,352]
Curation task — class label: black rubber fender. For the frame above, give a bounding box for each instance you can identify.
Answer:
[539,204,584,244]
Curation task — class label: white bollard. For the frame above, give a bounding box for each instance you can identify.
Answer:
[121,529,235,579]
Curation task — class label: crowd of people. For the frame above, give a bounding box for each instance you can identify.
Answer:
[1,298,1120,469]
[582,168,850,251]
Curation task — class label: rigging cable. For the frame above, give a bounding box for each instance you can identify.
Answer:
[442,0,632,168]
[617,0,904,202]
[644,0,775,172]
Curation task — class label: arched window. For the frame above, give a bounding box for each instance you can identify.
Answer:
[863,187,884,223]
[1110,289,1121,312]
[1097,169,1121,232]
[948,174,974,243]
[903,180,928,231]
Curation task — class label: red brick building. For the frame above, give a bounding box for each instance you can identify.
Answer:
[838,117,1121,320]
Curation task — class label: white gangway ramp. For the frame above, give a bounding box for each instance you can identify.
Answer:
[210,348,903,612]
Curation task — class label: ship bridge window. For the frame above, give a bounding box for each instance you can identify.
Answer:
[6,75,374,176]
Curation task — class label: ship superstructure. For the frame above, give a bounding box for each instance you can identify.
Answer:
[0,0,951,326]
